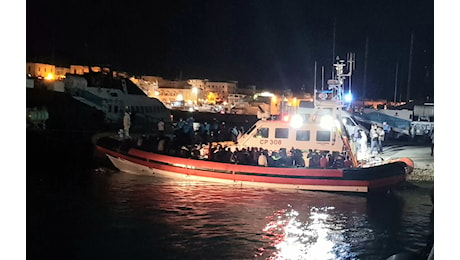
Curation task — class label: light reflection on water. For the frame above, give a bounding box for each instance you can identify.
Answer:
[46,171,432,260]
[257,205,356,260]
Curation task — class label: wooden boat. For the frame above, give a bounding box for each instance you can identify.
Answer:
[94,56,414,193]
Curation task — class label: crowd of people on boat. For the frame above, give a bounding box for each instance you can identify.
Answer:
[128,133,354,169]
[118,115,355,169]
[119,114,397,169]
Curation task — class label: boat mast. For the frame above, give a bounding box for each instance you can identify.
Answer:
[332,17,336,79]
[312,55,357,166]
[406,31,414,102]
[362,37,369,100]
[393,63,399,104]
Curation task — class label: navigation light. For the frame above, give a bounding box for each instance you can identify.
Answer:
[344,92,353,103]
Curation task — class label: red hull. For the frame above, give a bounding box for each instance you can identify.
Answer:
[96,143,410,193]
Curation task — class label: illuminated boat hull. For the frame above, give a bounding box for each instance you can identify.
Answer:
[95,137,413,193]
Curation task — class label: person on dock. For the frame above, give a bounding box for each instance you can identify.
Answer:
[377,125,385,154]
[383,122,391,139]
[430,129,434,156]
[370,124,379,155]
[123,108,131,138]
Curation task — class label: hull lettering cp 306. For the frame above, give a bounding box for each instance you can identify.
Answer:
[260,139,282,145]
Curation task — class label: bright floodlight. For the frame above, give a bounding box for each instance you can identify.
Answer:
[290,114,304,129]
[344,92,353,102]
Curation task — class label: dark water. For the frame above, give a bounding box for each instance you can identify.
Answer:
[28,159,433,260]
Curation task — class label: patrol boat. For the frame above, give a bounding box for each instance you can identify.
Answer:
[94,57,414,193]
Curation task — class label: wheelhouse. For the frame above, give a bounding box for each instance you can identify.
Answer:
[234,120,345,153]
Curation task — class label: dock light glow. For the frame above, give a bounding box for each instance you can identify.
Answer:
[259,91,275,97]
[44,73,54,80]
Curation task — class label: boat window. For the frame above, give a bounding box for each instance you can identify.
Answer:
[254,128,269,138]
[108,105,112,113]
[316,130,330,141]
[110,92,118,97]
[275,128,289,139]
[299,100,314,108]
[114,106,118,113]
[296,130,310,141]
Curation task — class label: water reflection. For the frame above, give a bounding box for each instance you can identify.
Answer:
[258,205,356,260]
[83,171,432,260]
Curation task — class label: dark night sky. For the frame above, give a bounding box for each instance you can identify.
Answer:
[26,0,433,100]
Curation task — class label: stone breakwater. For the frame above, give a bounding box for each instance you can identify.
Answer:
[406,158,434,182]
[380,145,434,182]
[408,168,434,182]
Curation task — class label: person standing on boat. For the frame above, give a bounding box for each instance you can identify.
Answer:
[344,155,353,168]
[320,152,328,169]
[359,129,368,160]
[123,108,131,139]
[355,128,362,153]
[258,150,268,166]
[231,126,239,143]
[157,118,165,135]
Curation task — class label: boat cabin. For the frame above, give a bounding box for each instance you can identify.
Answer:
[233,119,345,154]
